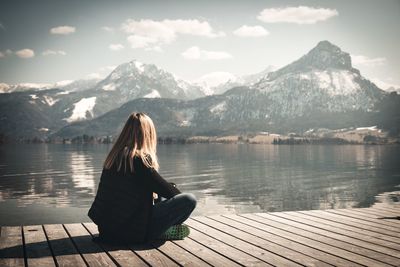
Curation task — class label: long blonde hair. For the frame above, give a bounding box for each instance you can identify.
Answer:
[103,112,159,172]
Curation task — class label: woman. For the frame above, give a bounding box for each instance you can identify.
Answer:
[88,112,197,244]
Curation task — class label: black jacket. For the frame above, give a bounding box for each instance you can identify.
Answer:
[88,155,180,244]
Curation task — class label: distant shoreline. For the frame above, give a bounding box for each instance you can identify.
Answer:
[2,132,399,145]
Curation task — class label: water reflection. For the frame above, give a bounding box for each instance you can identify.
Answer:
[0,143,399,225]
[70,151,95,194]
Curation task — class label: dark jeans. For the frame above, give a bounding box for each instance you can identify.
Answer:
[147,193,197,240]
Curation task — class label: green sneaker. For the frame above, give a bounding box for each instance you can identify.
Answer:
[159,224,190,240]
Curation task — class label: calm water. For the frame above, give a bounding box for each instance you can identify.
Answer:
[0,143,399,226]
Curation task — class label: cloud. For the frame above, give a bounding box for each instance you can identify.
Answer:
[351,55,386,67]
[233,25,269,37]
[0,52,4,58]
[0,23,5,30]
[145,46,163,53]
[42,49,66,56]
[109,43,124,51]
[15,49,35,58]
[50,26,76,35]
[101,26,114,32]
[121,19,224,49]
[181,46,232,60]
[257,6,338,24]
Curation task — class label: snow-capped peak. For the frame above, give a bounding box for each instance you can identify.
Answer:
[194,72,238,95]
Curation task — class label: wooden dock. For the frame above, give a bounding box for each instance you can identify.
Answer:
[1,204,399,266]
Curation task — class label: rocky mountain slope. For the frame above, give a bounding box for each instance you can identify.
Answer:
[0,41,390,139]
[0,60,205,138]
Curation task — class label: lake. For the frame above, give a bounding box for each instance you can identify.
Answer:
[0,143,399,226]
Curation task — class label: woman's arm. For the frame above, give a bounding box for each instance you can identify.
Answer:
[142,167,181,199]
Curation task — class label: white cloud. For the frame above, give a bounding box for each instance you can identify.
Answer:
[50,26,76,35]
[0,52,4,58]
[15,49,35,58]
[109,43,124,51]
[351,55,386,67]
[42,49,66,56]
[0,23,5,30]
[121,19,224,49]
[144,46,163,53]
[257,6,338,24]
[101,26,114,32]
[233,25,269,37]
[182,46,232,60]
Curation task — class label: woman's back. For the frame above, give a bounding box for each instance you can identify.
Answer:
[88,156,154,243]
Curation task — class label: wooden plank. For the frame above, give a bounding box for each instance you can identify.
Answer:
[356,207,400,218]
[0,226,25,267]
[129,243,180,267]
[83,222,147,267]
[352,209,400,226]
[43,224,86,267]
[255,212,400,265]
[327,209,400,233]
[186,222,269,266]
[171,236,241,266]
[63,223,116,267]
[291,211,400,246]
[153,239,211,266]
[367,205,400,213]
[188,218,301,266]
[369,206,400,214]
[355,208,400,220]
[214,215,362,267]
[196,215,333,267]
[239,213,392,267]
[23,225,56,267]
[308,210,400,237]
[372,203,400,210]
[271,212,400,256]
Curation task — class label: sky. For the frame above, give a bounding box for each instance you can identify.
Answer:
[0,0,399,89]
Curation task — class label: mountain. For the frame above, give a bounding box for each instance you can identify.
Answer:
[0,41,392,139]
[253,40,384,117]
[95,60,204,99]
[55,41,387,138]
[0,60,206,138]
[193,66,276,96]
[0,78,100,94]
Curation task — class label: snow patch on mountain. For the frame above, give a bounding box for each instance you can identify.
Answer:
[296,70,361,96]
[102,83,116,91]
[210,101,227,114]
[143,89,161,98]
[195,72,237,90]
[65,97,97,123]
[134,61,145,73]
[43,95,58,106]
